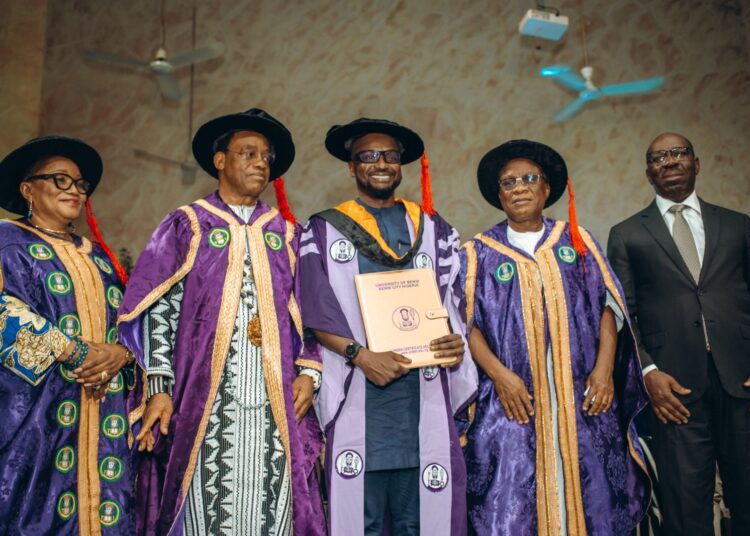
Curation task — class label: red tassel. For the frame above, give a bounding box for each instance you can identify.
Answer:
[567,178,587,271]
[273,177,297,224]
[85,199,129,286]
[420,152,435,216]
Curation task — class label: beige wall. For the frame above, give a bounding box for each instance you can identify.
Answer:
[0,0,48,220]
[35,0,750,257]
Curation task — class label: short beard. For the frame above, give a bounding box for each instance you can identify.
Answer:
[356,175,402,200]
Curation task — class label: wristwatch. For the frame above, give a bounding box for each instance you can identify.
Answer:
[344,341,362,362]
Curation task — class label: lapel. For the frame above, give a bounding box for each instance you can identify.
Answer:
[698,198,720,283]
[639,200,696,284]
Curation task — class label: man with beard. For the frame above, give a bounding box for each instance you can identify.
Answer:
[608,132,750,534]
[299,118,477,535]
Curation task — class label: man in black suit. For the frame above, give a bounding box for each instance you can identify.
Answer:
[607,132,750,535]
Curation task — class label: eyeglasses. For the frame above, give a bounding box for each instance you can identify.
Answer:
[353,150,402,164]
[225,148,276,165]
[498,174,544,191]
[647,146,692,166]
[25,173,91,195]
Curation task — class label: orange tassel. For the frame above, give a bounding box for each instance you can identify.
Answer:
[85,199,129,285]
[273,177,297,224]
[420,152,435,216]
[567,178,587,271]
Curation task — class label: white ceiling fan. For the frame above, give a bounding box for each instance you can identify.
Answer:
[81,0,224,100]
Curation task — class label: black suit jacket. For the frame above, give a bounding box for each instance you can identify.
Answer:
[607,198,750,398]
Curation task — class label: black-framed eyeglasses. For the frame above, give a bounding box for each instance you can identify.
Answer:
[498,174,544,191]
[353,150,402,164]
[225,148,276,165]
[25,173,91,195]
[647,146,692,166]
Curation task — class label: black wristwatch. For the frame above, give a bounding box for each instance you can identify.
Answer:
[344,341,362,363]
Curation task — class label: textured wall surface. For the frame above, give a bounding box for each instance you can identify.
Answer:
[0,0,48,220]
[33,0,750,256]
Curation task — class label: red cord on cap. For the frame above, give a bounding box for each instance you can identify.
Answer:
[273,177,297,224]
[85,199,129,285]
[567,178,587,271]
[420,152,435,216]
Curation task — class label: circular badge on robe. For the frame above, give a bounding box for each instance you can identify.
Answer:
[557,245,577,264]
[495,262,515,283]
[101,414,126,440]
[93,255,113,274]
[422,463,449,491]
[56,400,78,427]
[106,327,118,344]
[99,500,122,527]
[28,242,55,260]
[335,450,363,479]
[414,252,434,269]
[56,492,77,520]
[392,306,419,331]
[422,366,439,380]
[264,231,283,251]
[55,446,76,474]
[58,314,81,338]
[208,227,231,249]
[106,286,123,309]
[329,239,356,263]
[46,272,72,296]
[59,366,77,383]
[106,372,124,394]
[99,456,123,482]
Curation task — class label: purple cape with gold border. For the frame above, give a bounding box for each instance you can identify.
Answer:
[461,218,651,535]
[0,220,136,535]
[117,192,325,536]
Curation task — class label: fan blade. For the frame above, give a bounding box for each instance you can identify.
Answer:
[553,96,588,122]
[169,42,225,69]
[155,72,184,100]
[82,48,150,69]
[599,77,664,96]
[540,64,588,92]
[133,149,183,166]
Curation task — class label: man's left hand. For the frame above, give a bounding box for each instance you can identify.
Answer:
[430,333,464,368]
[292,375,314,423]
[744,376,750,388]
[584,365,614,416]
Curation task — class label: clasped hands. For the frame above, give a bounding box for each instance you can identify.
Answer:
[57,341,132,401]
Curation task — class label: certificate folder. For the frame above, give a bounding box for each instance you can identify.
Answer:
[354,268,452,368]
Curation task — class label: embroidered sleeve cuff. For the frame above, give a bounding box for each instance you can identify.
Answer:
[294,358,323,372]
[147,374,173,399]
[299,368,322,391]
[604,290,625,333]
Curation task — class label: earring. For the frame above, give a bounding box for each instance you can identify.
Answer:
[26,198,33,219]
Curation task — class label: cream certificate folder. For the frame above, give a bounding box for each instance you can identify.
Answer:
[354,268,452,368]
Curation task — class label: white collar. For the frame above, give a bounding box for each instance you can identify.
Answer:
[655,190,701,217]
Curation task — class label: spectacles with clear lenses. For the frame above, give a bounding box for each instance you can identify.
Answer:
[498,174,544,191]
[26,173,92,195]
[225,148,276,165]
[647,146,692,166]
[353,150,402,164]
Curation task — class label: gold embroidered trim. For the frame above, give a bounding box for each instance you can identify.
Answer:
[294,358,323,372]
[117,206,201,323]
[0,261,4,292]
[334,198,422,261]
[538,248,586,535]
[461,241,478,328]
[578,228,650,478]
[283,220,304,340]
[179,205,246,499]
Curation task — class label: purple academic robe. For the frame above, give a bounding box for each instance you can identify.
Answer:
[461,218,651,535]
[299,200,478,536]
[117,192,325,536]
[0,220,136,535]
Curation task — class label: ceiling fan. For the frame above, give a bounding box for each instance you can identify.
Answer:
[540,64,664,121]
[81,0,223,100]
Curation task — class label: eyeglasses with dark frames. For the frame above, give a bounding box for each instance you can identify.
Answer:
[647,146,693,166]
[224,148,276,165]
[25,173,92,195]
[353,150,402,164]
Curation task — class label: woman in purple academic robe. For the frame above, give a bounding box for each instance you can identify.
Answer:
[462,140,651,535]
[0,137,137,535]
